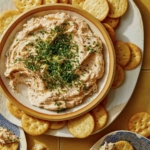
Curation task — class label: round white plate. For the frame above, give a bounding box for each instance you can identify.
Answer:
[0,0,144,137]
[90,130,150,150]
[0,113,27,150]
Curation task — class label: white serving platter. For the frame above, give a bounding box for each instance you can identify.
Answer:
[0,0,144,137]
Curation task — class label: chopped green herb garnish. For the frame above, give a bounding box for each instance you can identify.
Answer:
[17,23,80,91]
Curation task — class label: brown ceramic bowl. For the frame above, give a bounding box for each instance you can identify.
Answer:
[0,4,115,121]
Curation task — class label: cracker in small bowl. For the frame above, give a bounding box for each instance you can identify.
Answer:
[115,140,134,150]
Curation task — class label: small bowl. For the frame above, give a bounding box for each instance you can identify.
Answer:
[90,130,150,150]
[0,4,115,121]
[0,114,27,150]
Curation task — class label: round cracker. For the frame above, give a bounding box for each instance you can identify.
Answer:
[107,0,128,18]
[21,113,49,136]
[0,143,19,150]
[72,0,85,8]
[49,121,66,129]
[91,104,108,132]
[83,0,109,21]
[59,0,68,3]
[14,0,42,12]
[102,23,116,42]
[7,101,24,119]
[43,0,58,4]
[102,17,120,28]
[114,41,131,67]
[115,141,134,150]
[128,112,150,137]
[32,143,47,150]
[112,63,125,89]
[67,113,94,138]
[0,10,20,34]
[124,43,142,70]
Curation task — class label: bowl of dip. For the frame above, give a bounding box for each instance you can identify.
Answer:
[0,4,115,121]
[90,130,150,150]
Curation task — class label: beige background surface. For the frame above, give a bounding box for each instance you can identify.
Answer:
[0,0,150,149]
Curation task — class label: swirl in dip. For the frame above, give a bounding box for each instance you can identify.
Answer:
[5,12,104,112]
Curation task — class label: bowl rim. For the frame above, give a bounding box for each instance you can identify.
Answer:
[101,130,150,141]
[0,4,115,121]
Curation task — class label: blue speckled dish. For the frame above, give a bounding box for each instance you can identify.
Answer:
[90,130,150,150]
[0,114,20,137]
[0,114,27,150]
[0,114,20,149]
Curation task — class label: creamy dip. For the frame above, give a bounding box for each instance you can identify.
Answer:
[99,142,115,150]
[5,12,104,111]
[0,127,19,145]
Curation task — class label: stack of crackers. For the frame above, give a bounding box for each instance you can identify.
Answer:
[0,0,144,139]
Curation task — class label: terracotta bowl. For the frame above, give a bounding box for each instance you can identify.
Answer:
[0,4,115,121]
